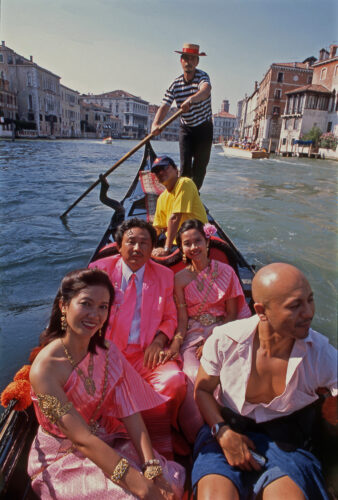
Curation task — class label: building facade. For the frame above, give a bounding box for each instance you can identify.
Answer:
[0,41,62,137]
[213,111,236,141]
[60,84,81,137]
[80,101,119,137]
[279,45,338,155]
[255,62,313,151]
[82,90,149,139]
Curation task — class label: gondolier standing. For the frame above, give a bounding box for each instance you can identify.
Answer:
[151,43,213,191]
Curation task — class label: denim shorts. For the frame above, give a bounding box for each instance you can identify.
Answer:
[192,424,330,500]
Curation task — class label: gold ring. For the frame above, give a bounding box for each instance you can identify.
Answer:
[159,350,165,356]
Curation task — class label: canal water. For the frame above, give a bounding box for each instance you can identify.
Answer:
[0,139,337,392]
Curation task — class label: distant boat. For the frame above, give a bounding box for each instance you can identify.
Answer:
[222,145,270,159]
[103,137,113,144]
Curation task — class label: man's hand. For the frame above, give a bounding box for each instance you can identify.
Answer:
[181,97,193,113]
[217,427,261,472]
[151,123,161,136]
[143,333,168,369]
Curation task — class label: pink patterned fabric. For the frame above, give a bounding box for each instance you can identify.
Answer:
[28,341,185,499]
[184,260,250,320]
[124,345,186,459]
[177,261,251,442]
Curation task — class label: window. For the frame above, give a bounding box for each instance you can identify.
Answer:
[273,106,280,115]
[282,138,286,145]
[28,94,33,110]
[307,76,312,84]
[274,89,282,99]
[320,68,327,80]
[0,54,3,63]
[327,122,332,132]
[293,118,298,129]
[277,72,284,83]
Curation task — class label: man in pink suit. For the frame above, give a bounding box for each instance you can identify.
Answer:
[89,218,187,458]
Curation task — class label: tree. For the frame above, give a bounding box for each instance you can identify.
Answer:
[301,126,322,147]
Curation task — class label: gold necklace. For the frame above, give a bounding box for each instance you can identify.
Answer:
[61,339,96,396]
[190,260,211,292]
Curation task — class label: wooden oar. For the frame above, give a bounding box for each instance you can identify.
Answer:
[60,108,183,218]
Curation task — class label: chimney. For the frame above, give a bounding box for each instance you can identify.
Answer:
[319,48,329,61]
[254,81,258,91]
[329,44,337,58]
[1,41,5,47]
[30,56,33,62]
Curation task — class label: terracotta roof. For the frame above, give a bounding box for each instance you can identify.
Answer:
[273,62,310,69]
[285,84,331,95]
[213,111,236,118]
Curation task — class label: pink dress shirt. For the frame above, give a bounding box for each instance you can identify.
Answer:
[201,315,338,423]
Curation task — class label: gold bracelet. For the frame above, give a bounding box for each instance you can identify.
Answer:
[143,464,163,480]
[174,333,184,344]
[176,303,187,308]
[110,458,129,483]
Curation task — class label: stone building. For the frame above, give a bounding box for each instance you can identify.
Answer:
[60,84,81,137]
[82,90,149,139]
[0,41,62,137]
[255,61,313,151]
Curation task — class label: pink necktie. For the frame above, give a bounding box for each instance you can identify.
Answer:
[116,274,137,352]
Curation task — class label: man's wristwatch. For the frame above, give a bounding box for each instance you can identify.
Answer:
[164,246,170,253]
[211,421,228,438]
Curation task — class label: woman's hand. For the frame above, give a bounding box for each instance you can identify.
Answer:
[161,338,181,364]
[154,475,175,499]
[195,341,205,360]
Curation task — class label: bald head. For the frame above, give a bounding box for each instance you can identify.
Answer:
[252,263,311,306]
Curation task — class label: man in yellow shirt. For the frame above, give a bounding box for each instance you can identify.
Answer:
[151,155,208,257]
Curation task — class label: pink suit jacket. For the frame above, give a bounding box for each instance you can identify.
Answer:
[89,254,177,350]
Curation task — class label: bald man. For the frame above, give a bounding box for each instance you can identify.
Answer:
[192,263,337,500]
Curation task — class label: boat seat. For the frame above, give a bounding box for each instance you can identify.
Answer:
[138,171,164,223]
[92,237,239,276]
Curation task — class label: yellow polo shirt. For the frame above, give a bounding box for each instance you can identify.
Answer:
[153,177,208,233]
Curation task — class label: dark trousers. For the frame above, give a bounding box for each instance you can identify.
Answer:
[179,120,213,190]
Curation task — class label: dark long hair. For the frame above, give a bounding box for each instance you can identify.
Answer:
[176,219,208,265]
[39,268,115,353]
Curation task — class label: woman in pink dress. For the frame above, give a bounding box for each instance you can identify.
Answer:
[28,268,184,499]
[163,219,251,442]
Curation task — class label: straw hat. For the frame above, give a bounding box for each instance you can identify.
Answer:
[175,43,206,56]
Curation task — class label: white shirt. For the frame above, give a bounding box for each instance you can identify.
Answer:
[201,315,338,423]
[121,261,145,344]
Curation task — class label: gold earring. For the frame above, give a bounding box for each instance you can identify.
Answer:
[99,328,102,337]
[61,308,67,333]
[182,253,187,264]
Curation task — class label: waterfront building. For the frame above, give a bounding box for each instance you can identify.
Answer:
[279,45,338,158]
[79,101,121,138]
[60,84,81,137]
[0,74,17,137]
[213,101,236,141]
[255,61,313,151]
[0,42,62,137]
[148,104,179,141]
[82,90,149,139]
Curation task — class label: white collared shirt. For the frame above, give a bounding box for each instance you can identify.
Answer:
[121,260,145,344]
[201,315,338,423]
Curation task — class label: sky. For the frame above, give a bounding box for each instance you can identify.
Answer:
[1,0,337,114]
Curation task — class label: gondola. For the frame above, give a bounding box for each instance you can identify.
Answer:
[0,143,336,499]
